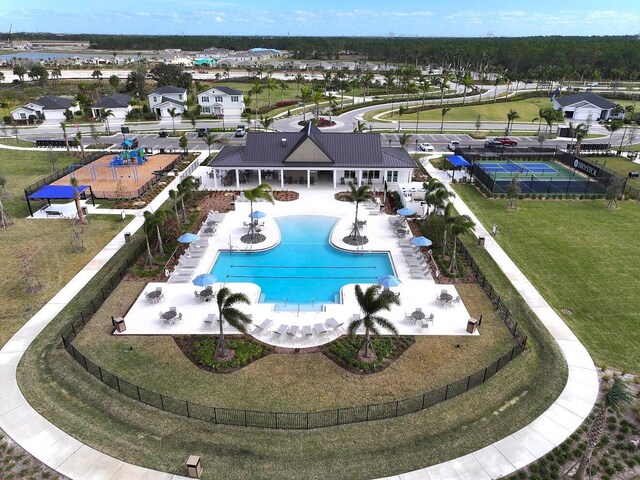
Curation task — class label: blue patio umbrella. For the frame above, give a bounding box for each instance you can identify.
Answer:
[410,236,433,247]
[249,211,267,219]
[177,233,199,243]
[397,207,415,216]
[377,275,401,289]
[192,273,217,287]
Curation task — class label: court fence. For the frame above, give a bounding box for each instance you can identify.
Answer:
[59,230,528,429]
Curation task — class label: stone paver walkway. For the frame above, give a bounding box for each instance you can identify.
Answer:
[0,153,598,479]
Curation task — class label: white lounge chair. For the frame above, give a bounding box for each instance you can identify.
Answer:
[274,324,288,336]
[253,318,273,335]
[326,318,343,332]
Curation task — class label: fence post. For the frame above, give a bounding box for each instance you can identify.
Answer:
[98,366,103,382]
[160,394,164,410]
[244,409,247,427]
[422,393,426,409]
[444,384,449,400]
[482,367,488,383]
[136,386,141,401]
[395,401,399,417]
[367,404,370,421]
[466,375,471,391]
[115,376,121,392]
[186,401,190,418]
[306,412,309,430]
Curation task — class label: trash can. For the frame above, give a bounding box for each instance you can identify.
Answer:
[466,318,478,334]
[124,232,132,243]
[186,456,202,478]
[477,237,485,247]
[81,206,88,216]
[113,316,126,333]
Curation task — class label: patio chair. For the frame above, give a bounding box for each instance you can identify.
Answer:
[441,289,449,295]
[404,312,413,322]
[416,307,422,313]
[204,314,217,326]
[175,313,183,322]
[351,313,361,321]
[170,306,177,312]
[453,295,461,306]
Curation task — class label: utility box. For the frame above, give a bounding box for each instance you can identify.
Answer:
[124,232,132,243]
[477,237,485,247]
[113,316,126,333]
[466,318,478,334]
[186,456,202,478]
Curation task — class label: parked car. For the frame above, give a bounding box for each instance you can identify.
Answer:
[484,140,503,148]
[419,142,435,152]
[447,140,460,151]
[234,125,246,137]
[197,128,210,137]
[158,130,168,138]
[493,137,518,146]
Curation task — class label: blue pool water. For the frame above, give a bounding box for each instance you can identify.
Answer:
[211,215,394,305]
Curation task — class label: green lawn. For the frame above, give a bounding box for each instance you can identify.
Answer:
[454,184,640,372]
[580,155,640,190]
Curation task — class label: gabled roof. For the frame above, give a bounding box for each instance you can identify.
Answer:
[92,93,132,109]
[208,126,416,169]
[554,92,617,110]
[33,96,73,111]
[155,97,186,107]
[149,86,187,95]
[200,86,243,96]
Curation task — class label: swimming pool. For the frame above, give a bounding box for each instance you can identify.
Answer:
[211,215,394,306]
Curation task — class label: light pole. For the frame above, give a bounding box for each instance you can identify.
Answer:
[221,107,225,131]
[415,108,419,134]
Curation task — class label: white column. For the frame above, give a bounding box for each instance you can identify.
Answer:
[257,169,262,185]
[307,169,311,189]
[235,169,240,189]
[213,169,218,188]
[358,170,362,186]
[333,170,337,189]
[280,169,284,189]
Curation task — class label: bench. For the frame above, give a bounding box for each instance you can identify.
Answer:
[45,210,63,218]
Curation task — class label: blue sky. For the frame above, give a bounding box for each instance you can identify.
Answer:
[3,0,640,37]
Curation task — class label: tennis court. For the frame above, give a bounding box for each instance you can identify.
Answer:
[472,160,608,195]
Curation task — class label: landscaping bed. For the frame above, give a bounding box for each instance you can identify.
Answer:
[273,190,299,201]
[323,336,415,373]
[175,335,274,373]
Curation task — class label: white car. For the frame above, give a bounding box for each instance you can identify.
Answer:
[447,140,460,151]
[418,142,434,152]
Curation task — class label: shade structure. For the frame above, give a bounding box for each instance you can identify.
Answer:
[377,275,401,288]
[249,211,267,219]
[192,273,217,287]
[177,233,199,243]
[410,236,433,247]
[397,207,415,216]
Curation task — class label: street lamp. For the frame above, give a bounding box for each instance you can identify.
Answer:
[221,107,225,131]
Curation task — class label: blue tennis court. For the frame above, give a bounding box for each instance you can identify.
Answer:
[478,161,560,176]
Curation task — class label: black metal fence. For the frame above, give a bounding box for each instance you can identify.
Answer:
[60,233,528,430]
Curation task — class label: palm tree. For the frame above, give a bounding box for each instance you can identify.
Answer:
[278,81,289,102]
[168,189,180,219]
[167,107,177,135]
[203,132,216,157]
[143,210,166,255]
[399,132,412,149]
[260,116,274,131]
[311,89,323,120]
[100,108,114,135]
[299,86,312,121]
[572,122,589,153]
[423,179,452,218]
[177,177,196,222]
[605,120,623,148]
[348,284,400,359]
[404,82,418,107]
[294,73,305,96]
[75,131,85,159]
[419,78,431,107]
[532,107,546,134]
[243,183,274,241]
[448,215,475,274]
[461,72,474,104]
[70,177,87,224]
[506,174,521,210]
[214,287,252,360]
[440,106,451,134]
[574,378,633,480]
[345,181,374,242]
[506,109,520,135]
[441,202,456,258]
[439,71,453,106]
[60,122,71,155]
[263,76,277,107]
[492,75,502,102]
[92,69,103,83]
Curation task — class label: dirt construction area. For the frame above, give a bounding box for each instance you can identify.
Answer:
[53,154,179,197]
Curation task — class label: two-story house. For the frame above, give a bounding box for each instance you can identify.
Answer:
[147,86,188,119]
[197,86,245,118]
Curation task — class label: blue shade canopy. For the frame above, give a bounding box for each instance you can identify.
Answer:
[192,273,217,287]
[410,236,433,247]
[397,207,415,216]
[177,233,198,243]
[446,155,472,167]
[27,185,90,199]
[249,211,267,219]
[377,275,401,288]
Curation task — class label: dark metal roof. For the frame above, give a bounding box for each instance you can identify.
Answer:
[151,86,187,95]
[33,96,73,110]
[208,128,415,169]
[211,86,243,96]
[92,93,132,109]
[157,96,186,106]
[555,92,616,110]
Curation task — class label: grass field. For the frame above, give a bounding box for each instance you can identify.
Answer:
[581,155,640,190]
[454,184,640,372]
[0,148,127,347]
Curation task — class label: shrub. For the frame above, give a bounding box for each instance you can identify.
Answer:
[326,336,399,371]
[193,338,263,369]
[275,100,297,108]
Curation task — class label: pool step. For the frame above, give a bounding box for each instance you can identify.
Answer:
[273,303,325,312]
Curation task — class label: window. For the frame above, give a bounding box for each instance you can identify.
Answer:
[201,106,211,114]
[386,171,398,182]
[343,170,356,179]
[231,96,239,102]
[153,96,158,102]
[201,96,209,103]
[20,113,26,120]
[215,96,223,103]
[178,94,183,100]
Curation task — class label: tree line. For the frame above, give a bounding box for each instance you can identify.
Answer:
[9,33,640,80]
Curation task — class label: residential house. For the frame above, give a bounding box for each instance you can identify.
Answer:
[553,92,623,122]
[11,95,74,123]
[91,93,133,120]
[197,86,245,117]
[147,86,188,118]
[207,123,415,189]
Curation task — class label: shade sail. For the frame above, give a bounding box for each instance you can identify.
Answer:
[446,155,471,167]
[27,185,90,199]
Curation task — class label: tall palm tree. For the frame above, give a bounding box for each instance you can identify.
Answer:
[214,287,252,360]
[294,73,304,96]
[311,89,324,120]
[605,120,623,148]
[461,72,474,105]
[299,86,312,121]
[492,75,502,102]
[441,203,456,258]
[168,189,180,218]
[448,215,475,274]
[506,109,520,135]
[60,122,71,155]
[70,177,87,224]
[399,132,412,149]
[75,131,85,158]
[439,71,453,106]
[532,107,546,134]
[167,107,177,135]
[423,180,452,218]
[345,181,374,241]
[203,132,216,157]
[404,82,418,107]
[177,176,196,222]
[243,183,274,241]
[278,80,289,102]
[419,78,431,107]
[92,69,103,83]
[574,378,633,480]
[100,108,114,135]
[143,210,166,255]
[348,284,400,359]
[440,106,451,134]
[263,76,277,107]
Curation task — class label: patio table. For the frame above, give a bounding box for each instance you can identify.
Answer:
[162,311,177,320]
[411,311,425,324]
[439,293,453,303]
[147,291,162,303]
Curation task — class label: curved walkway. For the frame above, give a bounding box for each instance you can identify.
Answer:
[0,158,598,479]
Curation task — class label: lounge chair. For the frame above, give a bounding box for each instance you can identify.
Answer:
[313,323,327,335]
[287,325,300,339]
[302,325,313,337]
[325,318,343,332]
[204,314,218,326]
[274,324,288,336]
[253,318,273,335]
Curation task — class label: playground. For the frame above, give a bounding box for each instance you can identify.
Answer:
[53,152,179,198]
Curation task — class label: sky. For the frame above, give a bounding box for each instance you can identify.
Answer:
[3,0,640,37]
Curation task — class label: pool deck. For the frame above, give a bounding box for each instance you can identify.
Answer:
[119,188,476,347]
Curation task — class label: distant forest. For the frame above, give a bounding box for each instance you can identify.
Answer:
[10,33,640,79]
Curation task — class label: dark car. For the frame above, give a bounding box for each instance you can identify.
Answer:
[197,128,209,137]
[158,130,168,138]
[494,137,518,146]
[484,140,503,148]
